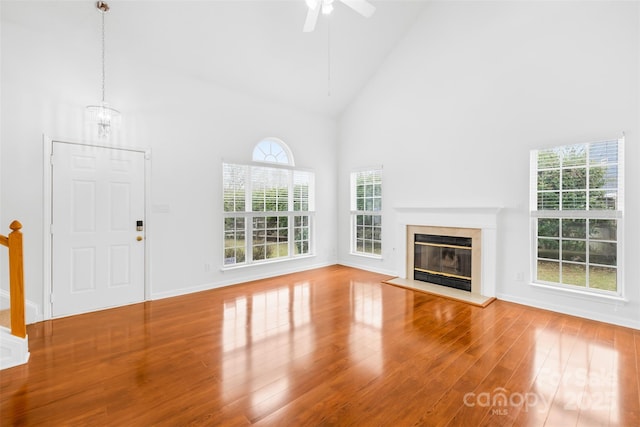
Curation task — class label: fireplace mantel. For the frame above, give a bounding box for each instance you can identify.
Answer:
[394,205,501,298]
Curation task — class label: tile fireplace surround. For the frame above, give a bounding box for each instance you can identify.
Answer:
[393,206,501,301]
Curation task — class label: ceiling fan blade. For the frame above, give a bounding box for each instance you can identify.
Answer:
[303,4,321,32]
[340,0,376,18]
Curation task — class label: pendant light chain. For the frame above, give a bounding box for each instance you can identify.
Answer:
[86,1,120,139]
[101,9,106,103]
[327,19,331,97]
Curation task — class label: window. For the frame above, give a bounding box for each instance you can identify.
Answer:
[252,137,294,165]
[530,137,624,296]
[351,168,382,257]
[223,139,314,267]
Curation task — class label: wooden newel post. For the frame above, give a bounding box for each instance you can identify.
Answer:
[8,220,26,339]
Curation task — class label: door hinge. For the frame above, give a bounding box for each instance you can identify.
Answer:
[50,224,54,235]
[50,154,54,165]
[50,293,54,303]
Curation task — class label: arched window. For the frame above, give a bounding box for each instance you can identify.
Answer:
[223,138,314,268]
[252,138,295,166]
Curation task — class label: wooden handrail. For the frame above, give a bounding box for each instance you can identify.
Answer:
[0,221,26,339]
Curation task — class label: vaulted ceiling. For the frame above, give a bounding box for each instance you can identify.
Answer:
[2,0,429,117]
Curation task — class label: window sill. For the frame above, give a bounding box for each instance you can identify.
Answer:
[350,252,383,260]
[530,281,627,304]
[220,254,316,271]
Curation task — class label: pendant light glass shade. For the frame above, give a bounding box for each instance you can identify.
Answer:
[86,101,120,139]
[86,1,119,138]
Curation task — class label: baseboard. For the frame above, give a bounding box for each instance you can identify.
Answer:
[151,261,336,301]
[337,261,397,277]
[0,290,40,325]
[496,292,640,330]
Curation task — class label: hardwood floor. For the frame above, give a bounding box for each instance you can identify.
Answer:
[2,265,639,426]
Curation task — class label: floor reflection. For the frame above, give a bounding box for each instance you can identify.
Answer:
[220,281,314,411]
[533,327,619,424]
[349,281,383,375]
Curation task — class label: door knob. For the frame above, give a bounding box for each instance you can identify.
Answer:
[136,236,143,241]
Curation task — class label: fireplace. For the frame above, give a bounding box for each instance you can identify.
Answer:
[406,225,482,294]
[391,206,499,302]
[414,234,472,291]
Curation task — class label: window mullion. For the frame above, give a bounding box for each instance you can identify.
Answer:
[246,167,254,263]
[585,218,590,289]
[288,211,294,258]
[288,170,294,212]
[586,147,590,212]
[559,154,563,211]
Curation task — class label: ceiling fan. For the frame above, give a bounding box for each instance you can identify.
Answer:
[303,0,376,32]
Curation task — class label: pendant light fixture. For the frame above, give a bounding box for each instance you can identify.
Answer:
[86,1,120,138]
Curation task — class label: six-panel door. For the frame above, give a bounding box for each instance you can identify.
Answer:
[52,142,145,317]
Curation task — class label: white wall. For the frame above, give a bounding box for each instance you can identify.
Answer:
[0,7,338,317]
[338,1,640,328]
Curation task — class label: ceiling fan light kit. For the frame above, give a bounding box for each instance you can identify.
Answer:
[303,0,376,32]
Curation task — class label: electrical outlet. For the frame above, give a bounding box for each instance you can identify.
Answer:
[515,272,524,281]
[204,263,211,272]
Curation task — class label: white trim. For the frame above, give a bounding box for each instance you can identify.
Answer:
[0,329,30,370]
[350,168,383,257]
[252,137,295,166]
[42,135,152,320]
[496,292,639,330]
[222,161,315,268]
[220,253,316,271]
[349,252,383,261]
[530,210,623,219]
[530,281,627,302]
[351,164,383,173]
[155,261,334,300]
[529,137,624,300]
[338,261,396,277]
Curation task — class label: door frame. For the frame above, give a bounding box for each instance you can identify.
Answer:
[42,135,152,320]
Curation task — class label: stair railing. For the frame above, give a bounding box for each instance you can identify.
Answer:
[0,221,26,338]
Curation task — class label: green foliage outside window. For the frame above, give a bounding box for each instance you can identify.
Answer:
[534,140,620,293]
[352,169,382,256]
[223,162,313,266]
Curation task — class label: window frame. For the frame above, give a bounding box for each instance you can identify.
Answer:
[350,167,383,258]
[530,137,624,299]
[251,137,295,166]
[223,140,314,269]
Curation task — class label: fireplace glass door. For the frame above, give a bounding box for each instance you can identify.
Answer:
[414,234,472,291]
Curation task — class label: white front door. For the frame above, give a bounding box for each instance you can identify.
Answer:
[52,142,146,317]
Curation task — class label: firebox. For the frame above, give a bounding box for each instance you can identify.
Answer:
[414,234,472,292]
